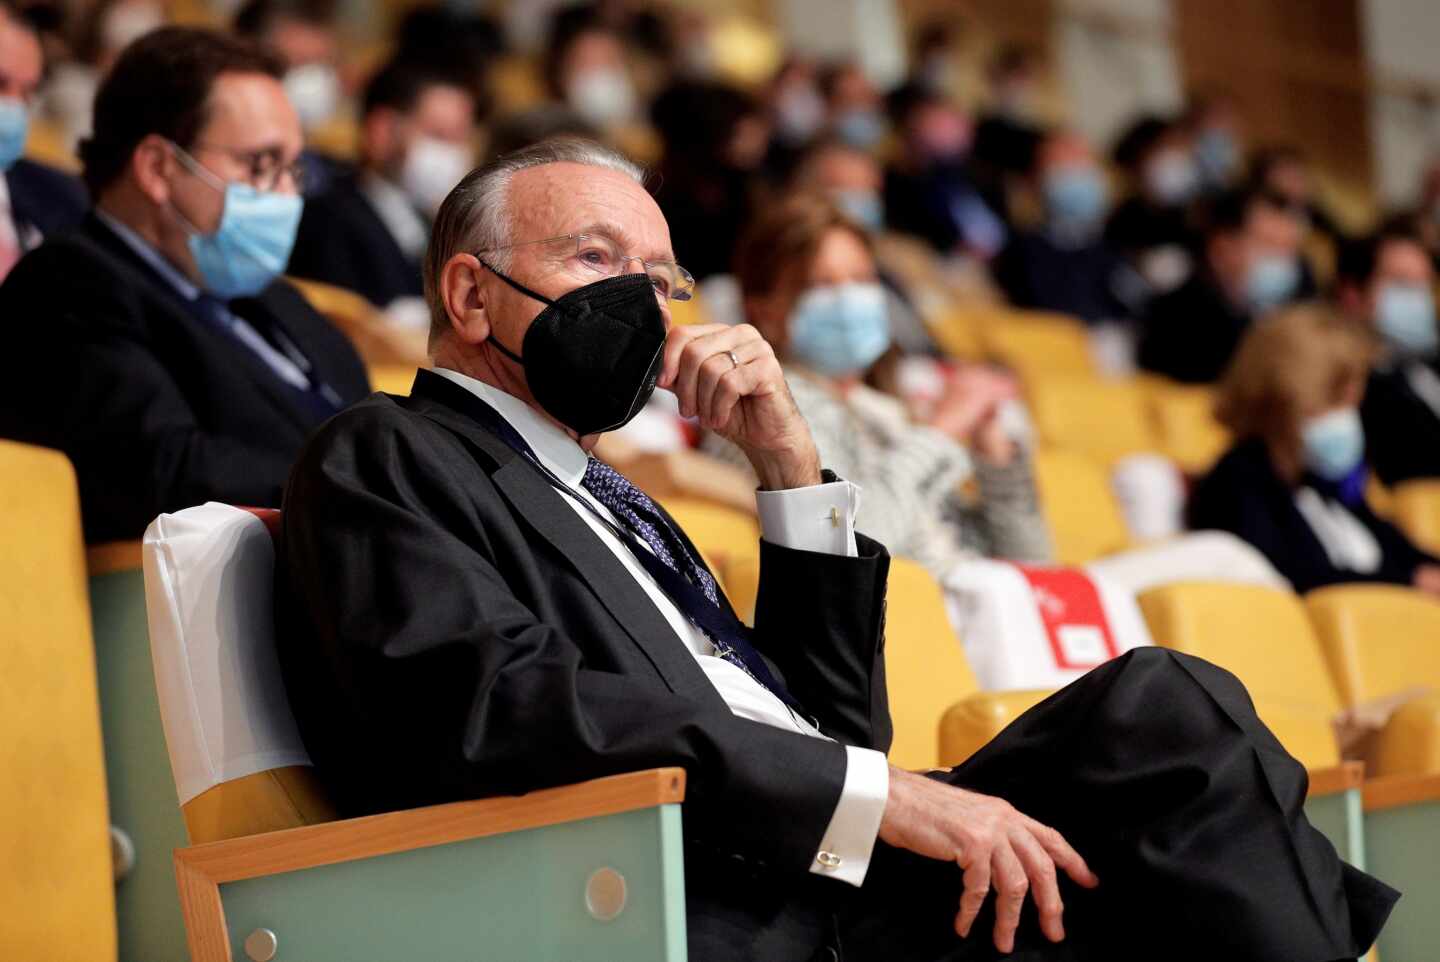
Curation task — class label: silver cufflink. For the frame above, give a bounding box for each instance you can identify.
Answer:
[816,851,843,869]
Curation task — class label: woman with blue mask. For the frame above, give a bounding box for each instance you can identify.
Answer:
[702,193,1052,578]
[1342,224,1440,485]
[1189,304,1440,596]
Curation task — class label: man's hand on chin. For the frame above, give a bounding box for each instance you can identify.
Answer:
[657,323,822,490]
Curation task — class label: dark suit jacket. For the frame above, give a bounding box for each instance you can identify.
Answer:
[1363,359,1440,485]
[1137,270,1253,384]
[287,173,425,307]
[5,159,86,245]
[1187,438,1438,592]
[0,213,370,543]
[992,229,1129,324]
[275,370,892,886]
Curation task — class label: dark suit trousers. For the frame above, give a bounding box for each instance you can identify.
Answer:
[691,648,1398,962]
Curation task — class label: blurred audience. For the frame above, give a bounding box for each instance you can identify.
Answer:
[1104,115,1200,298]
[0,28,368,542]
[992,128,1129,325]
[288,58,476,309]
[704,192,1050,577]
[971,43,1045,217]
[545,9,638,134]
[233,0,341,135]
[43,0,168,150]
[1138,186,1307,383]
[818,60,886,152]
[1250,145,1341,243]
[883,81,1006,260]
[1335,221,1440,485]
[1188,304,1440,595]
[649,79,765,282]
[0,0,85,284]
[1182,91,1246,196]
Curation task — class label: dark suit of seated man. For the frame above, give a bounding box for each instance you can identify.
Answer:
[287,58,475,309]
[275,138,1396,962]
[0,0,86,284]
[0,28,369,543]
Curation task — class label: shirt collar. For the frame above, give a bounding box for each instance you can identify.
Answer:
[95,207,202,302]
[429,366,588,486]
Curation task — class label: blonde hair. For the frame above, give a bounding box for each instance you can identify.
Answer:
[1216,302,1375,481]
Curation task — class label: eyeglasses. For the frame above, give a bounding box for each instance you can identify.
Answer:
[479,233,694,302]
[188,142,307,194]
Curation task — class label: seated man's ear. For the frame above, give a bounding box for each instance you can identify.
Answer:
[441,253,490,346]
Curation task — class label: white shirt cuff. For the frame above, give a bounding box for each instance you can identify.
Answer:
[809,746,889,887]
[754,478,860,557]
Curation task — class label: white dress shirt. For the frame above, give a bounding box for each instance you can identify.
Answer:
[430,367,889,886]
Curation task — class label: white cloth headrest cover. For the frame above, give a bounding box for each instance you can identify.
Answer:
[142,502,310,805]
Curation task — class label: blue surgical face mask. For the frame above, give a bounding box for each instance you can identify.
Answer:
[1144,150,1199,206]
[835,109,885,150]
[1245,254,1300,312]
[834,189,884,232]
[0,97,29,171]
[787,281,891,376]
[1375,282,1438,358]
[1194,128,1239,186]
[1301,407,1365,481]
[1043,166,1107,229]
[169,143,303,299]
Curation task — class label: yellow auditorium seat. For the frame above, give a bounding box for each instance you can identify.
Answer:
[1138,377,1230,474]
[142,504,688,961]
[1032,448,1131,565]
[1389,479,1440,554]
[1137,582,1343,768]
[368,362,422,396]
[655,496,761,575]
[1026,376,1158,466]
[0,440,116,961]
[667,289,714,327]
[981,311,1097,380]
[724,553,1049,770]
[924,306,987,361]
[23,116,79,172]
[1306,585,1440,776]
[288,276,430,368]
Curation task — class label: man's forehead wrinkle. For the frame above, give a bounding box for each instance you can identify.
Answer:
[512,167,674,262]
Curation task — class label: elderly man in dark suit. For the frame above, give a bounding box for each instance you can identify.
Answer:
[0,27,369,543]
[276,137,1394,962]
[0,0,86,283]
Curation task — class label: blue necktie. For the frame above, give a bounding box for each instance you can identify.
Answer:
[580,458,798,709]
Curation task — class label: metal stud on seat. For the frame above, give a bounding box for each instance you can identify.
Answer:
[243,928,278,961]
[585,867,627,921]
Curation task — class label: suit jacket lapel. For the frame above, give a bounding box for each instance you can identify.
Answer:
[83,217,321,433]
[408,373,713,697]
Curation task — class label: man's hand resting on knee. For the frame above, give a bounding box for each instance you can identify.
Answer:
[879,768,1100,954]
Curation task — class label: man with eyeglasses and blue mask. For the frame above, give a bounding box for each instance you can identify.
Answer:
[0,0,87,285]
[1337,219,1440,485]
[0,27,369,543]
[275,136,1395,962]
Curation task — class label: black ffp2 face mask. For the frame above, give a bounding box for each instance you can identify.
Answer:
[479,262,667,436]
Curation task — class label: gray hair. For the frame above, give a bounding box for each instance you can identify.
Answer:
[423,136,647,350]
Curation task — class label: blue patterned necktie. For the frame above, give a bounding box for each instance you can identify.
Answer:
[580,458,792,704]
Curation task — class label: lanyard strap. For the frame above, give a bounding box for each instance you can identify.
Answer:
[460,394,808,715]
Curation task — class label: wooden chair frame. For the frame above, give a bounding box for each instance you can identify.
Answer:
[172,768,685,961]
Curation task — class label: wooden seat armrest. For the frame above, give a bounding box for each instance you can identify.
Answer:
[1362,771,1440,812]
[174,767,685,961]
[1306,762,1364,799]
[88,540,144,576]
